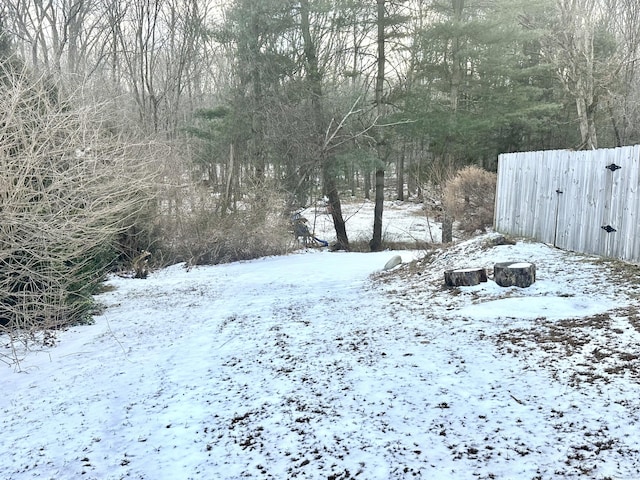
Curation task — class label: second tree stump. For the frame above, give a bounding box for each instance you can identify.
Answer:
[494,262,536,288]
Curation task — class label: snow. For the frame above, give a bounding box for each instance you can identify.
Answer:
[507,262,532,268]
[300,199,440,244]
[2,201,640,480]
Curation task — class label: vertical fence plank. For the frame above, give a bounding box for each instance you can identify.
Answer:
[496,145,640,262]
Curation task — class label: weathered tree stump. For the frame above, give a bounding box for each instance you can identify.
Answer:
[444,268,487,287]
[494,262,536,288]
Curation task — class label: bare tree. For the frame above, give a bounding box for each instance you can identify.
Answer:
[546,0,631,149]
[5,0,215,136]
[601,0,640,145]
[5,0,105,79]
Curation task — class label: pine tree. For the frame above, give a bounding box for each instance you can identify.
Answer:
[402,0,562,168]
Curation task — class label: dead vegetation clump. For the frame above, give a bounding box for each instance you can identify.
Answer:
[0,62,156,357]
[154,179,292,266]
[443,166,497,236]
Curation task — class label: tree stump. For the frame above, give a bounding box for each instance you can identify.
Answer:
[441,214,453,243]
[444,268,487,287]
[494,262,536,288]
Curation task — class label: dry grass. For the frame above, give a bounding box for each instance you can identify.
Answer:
[496,309,640,386]
[154,180,292,266]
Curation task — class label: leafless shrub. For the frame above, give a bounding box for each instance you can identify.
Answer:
[156,178,291,266]
[0,62,156,355]
[443,165,497,235]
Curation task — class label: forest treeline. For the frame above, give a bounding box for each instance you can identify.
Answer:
[1,0,639,337]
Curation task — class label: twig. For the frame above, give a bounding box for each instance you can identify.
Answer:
[104,314,134,363]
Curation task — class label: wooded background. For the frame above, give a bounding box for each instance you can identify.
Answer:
[3,0,640,203]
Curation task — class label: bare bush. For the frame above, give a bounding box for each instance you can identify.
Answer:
[443,165,497,235]
[155,176,292,266]
[0,63,156,348]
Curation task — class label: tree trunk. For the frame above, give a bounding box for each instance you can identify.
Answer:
[576,96,598,149]
[442,213,453,243]
[323,167,349,250]
[371,0,386,252]
[300,0,349,249]
[370,168,385,251]
[364,172,371,200]
[397,146,405,201]
[450,0,464,113]
[248,8,265,179]
[224,142,234,211]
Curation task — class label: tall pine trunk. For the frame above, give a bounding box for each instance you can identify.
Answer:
[370,0,386,252]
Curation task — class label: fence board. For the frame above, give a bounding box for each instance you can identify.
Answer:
[495,145,640,263]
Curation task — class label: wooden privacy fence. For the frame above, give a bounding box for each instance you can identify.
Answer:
[495,145,640,263]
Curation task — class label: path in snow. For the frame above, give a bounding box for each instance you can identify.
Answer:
[1,245,639,479]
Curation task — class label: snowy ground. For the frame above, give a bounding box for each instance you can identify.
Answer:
[299,199,441,245]
[2,202,640,480]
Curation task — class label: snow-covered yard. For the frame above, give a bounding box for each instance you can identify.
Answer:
[2,202,640,479]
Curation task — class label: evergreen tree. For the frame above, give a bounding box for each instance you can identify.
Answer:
[401,0,562,170]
